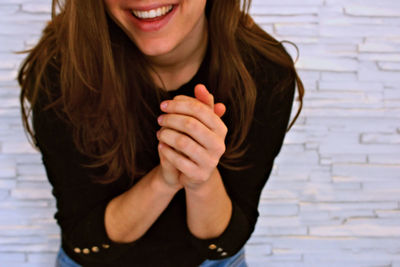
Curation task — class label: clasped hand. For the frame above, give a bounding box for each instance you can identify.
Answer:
[156,84,227,191]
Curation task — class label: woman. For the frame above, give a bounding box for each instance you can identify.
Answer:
[18,0,304,266]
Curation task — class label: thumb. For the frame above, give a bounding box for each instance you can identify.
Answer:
[194,84,226,118]
[194,84,214,110]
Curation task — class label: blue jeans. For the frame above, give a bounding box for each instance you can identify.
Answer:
[56,246,248,267]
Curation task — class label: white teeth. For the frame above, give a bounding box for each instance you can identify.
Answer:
[132,5,173,19]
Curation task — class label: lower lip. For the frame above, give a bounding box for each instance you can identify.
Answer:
[127,5,178,32]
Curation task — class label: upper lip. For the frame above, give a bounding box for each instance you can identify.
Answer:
[127,3,177,12]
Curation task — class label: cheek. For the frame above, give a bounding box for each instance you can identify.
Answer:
[103,0,122,19]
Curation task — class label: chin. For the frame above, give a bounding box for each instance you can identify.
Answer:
[135,39,176,57]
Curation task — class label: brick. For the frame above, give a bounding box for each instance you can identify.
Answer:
[361,133,400,144]
[359,61,400,82]
[376,210,400,218]
[27,252,57,263]
[265,249,302,261]
[296,57,358,71]
[368,154,400,164]
[275,23,319,37]
[379,62,400,71]
[261,189,300,200]
[0,22,47,35]
[300,201,398,211]
[244,243,272,256]
[359,42,400,53]
[330,154,367,164]
[310,224,400,237]
[0,70,18,82]
[0,179,17,189]
[0,158,16,178]
[329,209,375,219]
[0,223,59,237]
[252,0,324,5]
[250,6,319,16]
[304,252,393,264]
[359,53,400,62]
[332,164,400,181]
[0,200,48,208]
[308,190,400,202]
[10,188,53,200]
[320,72,357,81]
[345,5,400,17]
[307,117,399,133]
[253,225,307,236]
[318,81,383,91]
[320,24,400,38]
[261,236,400,252]
[0,207,55,222]
[21,3,52,13]
[302,108,385,118]
[1,264,55,267]
[17,164,46,176]
[321,141,400,154]
[298,44,357,57]
[258,203,299,216]
[0,97,19,108]
[0,241,60,253]
[17,175,47,182]
[0,252,25,262]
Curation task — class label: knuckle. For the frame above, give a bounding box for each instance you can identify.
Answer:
[158,129,165,139]
[174,95,188,101]
[212,156,220,167]
[183,117,197,131]
[193,102,203,113]
[223,125,228,136]
[176,135,189,150]
[220,143,226,154]
[215,143,226,156]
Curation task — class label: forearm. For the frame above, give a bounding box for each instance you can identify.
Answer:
[185,168,233,239]
[104,165,180,243]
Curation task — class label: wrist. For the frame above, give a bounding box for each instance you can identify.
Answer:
[151,165,183,194]
[184,169,218,196]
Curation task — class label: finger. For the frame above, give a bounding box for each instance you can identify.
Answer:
[158,114,222,151]
[194,84,214,111]
[157,127,214,167]
[158,141,176,170]
[214,103,226,117]
[172,95,226,118]
[158,137,200,175]
[160,99,227,138]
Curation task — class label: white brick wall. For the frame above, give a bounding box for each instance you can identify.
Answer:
[0,0,399,266]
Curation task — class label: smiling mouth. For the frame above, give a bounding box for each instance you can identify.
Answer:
[131,5,174,20]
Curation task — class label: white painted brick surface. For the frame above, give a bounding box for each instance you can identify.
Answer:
[0,0,399,266]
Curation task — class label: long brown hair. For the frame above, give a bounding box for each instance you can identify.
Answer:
[18,0,304,184]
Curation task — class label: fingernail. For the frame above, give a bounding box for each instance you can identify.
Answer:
[160,101,168,109]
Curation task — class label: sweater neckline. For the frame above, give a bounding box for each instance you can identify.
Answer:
[165,45,210,98]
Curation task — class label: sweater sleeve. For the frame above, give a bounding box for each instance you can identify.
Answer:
[32,92,141,264]
[185,70,296,260]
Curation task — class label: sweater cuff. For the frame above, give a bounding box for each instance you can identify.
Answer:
[63,200,140,264]
[185,200,252,260]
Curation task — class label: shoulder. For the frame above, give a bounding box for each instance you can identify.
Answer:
[239,40,295,104]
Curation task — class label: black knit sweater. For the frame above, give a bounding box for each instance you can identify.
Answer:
[32,45,296,267]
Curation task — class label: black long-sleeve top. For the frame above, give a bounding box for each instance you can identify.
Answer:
[32,44,296,266]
